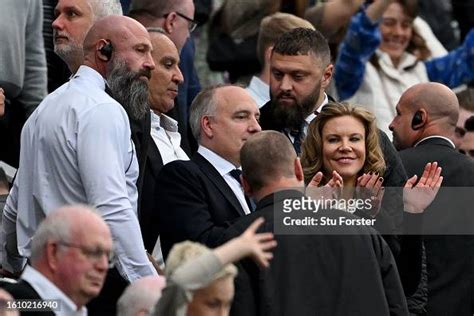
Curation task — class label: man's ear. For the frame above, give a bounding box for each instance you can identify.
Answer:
[201,116,213,138]
[320,63,334,90]
[45,241,61,272]
[242,175,253,196]
[264,46,273,65]
[163,12,176,34]
[295,158,304,182]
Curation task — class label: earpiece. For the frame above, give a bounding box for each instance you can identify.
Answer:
[99,41,113,61]
[411,111,423,130]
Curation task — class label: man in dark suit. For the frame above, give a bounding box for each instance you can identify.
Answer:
[259,27,406,254]
[155,85,261,258]
[225,130,412,315]
[140,29,188,255]
[1,205,113,315]
[389,82,474,315]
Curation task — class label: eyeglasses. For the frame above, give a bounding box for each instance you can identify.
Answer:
[164,12,197,32]
[58,241,115,268]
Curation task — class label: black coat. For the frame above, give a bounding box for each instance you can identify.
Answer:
[155,153,246,258]
[225,190,409,316]
[139,135,164,252]
[400,137,474,315]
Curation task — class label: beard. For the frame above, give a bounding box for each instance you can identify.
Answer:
[270,83,321,131]
[107,59,151,121]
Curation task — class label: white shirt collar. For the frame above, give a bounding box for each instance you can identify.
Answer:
[197,145,238,176]
[22,265,87,316]
[150,111,178,132]
[306,93,329,123]
[414,135,456,148]
[74,65,106,92]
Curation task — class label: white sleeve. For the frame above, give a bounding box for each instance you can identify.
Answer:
[77,102,156,281]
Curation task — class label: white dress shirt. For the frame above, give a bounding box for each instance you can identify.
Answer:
[1,66,156,281]
[150,112,189,164]
[197,146,251,215]
[149,111,188,264]
[22,265,87,316]
[246,76,270,108]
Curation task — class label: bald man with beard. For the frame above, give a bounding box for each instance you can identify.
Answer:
[2,15,158,314]
[389,82,474,315]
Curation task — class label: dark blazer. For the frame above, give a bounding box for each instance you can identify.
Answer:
[0,280,55,315]
[139,134,164,252]
[155,152,246,258]
[400,137,474,315]
[225,190,409,316]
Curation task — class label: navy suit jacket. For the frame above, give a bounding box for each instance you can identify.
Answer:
[155,152,245,258]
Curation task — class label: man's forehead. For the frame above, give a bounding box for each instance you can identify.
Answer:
[150,33,178,56]
[116,27,152,48]
[271,52,320,68]
[55,0,91,12]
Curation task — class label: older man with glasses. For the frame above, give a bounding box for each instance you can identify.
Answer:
[0,205,113,315]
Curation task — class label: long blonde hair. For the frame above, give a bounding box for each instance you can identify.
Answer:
[301,102,386,184]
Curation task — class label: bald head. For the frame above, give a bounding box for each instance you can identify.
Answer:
[390,83,460,150]
[82,16,155,121]
[404,82,459,128]
[83,15,150,58]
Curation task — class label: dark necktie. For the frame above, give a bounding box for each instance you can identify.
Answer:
[289,126,304,155]
[229,169,255,212]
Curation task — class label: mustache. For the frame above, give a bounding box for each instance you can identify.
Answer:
[136,68,152,80]
[53,30,68,38]
[276,91,296,99]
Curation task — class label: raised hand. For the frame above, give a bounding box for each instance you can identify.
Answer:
[307,170,343,188]
[237,217,277,268]
[214,217,277,269]
[307,170,343,200]
[356,172,385,217]
[403,162,443,214]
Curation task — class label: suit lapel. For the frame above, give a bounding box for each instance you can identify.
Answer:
[193,153,246,216]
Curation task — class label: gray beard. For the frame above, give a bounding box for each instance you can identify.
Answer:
[107,60,150,121]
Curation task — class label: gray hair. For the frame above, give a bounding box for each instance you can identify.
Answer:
[117,276,165,316]
[30,204,99,263]
[189,85,224,142]
[89,0,123,20]
[146,26,167,35]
